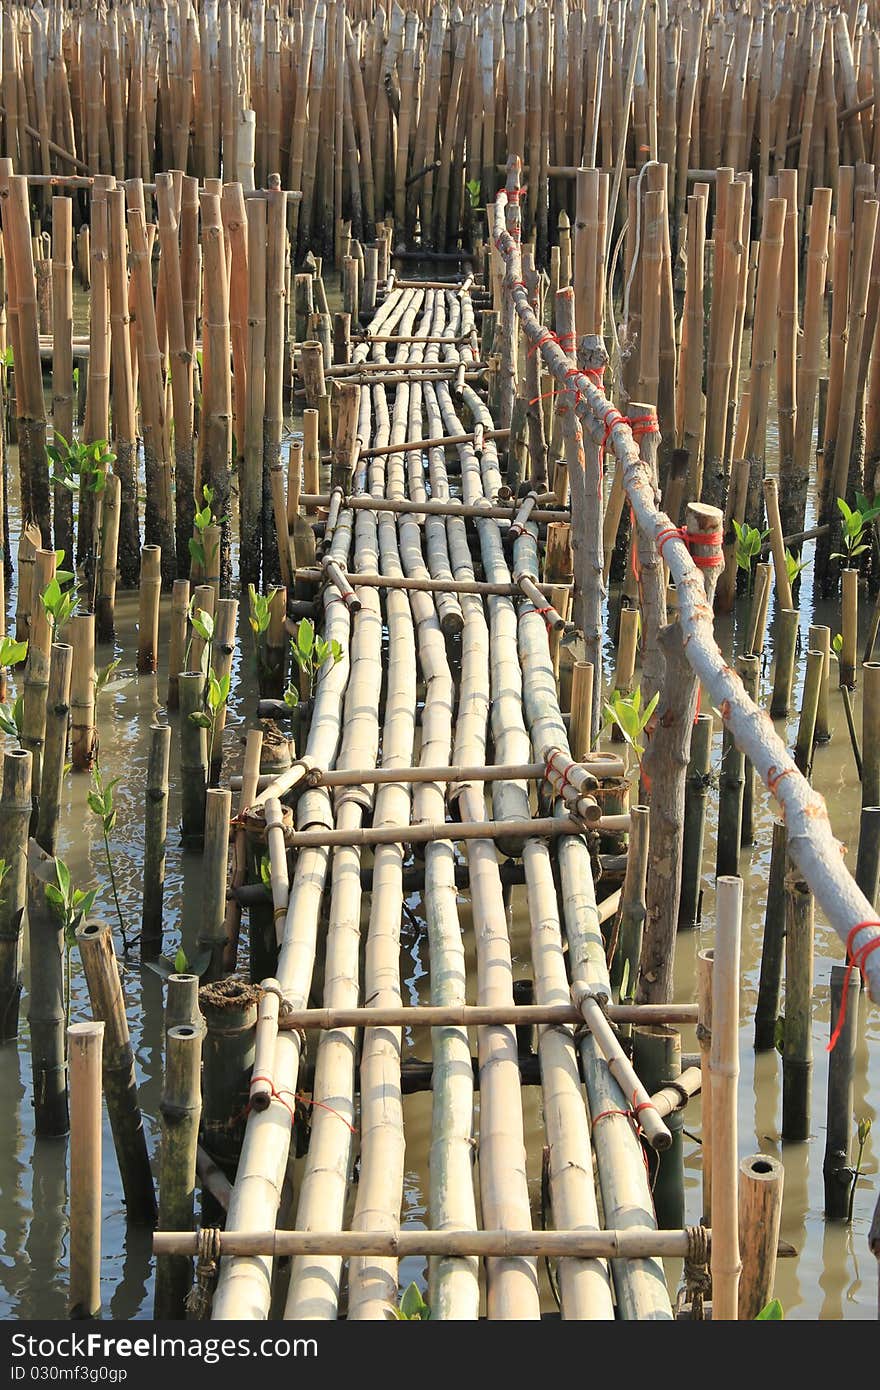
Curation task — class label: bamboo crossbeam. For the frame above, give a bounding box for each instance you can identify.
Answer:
[273,812,619,849]
[277,1002,698,1030]
[299,494,570,522]
[155,1227,704,1260]
[230,752,625,793]
[357,427,509,459]
[295,567,571,598]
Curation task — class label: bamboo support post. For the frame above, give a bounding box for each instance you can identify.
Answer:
[0,749,32,1042]
[679,713,713,930]
[154,1023,203,1319]
[198,789,233,982]
[781,869,815,1142]
[67,1021,104,1320]
[75,919,157,1225]
[199,979,259,1175]
[823,964,862,1221]
[178,672,208,851]
[137,545,162,674]
[738,1154,784,1320]
[69,613,96,772]
[141,723,172,962]
[769,609,799,718]
[710,877,743,1321]
[755,821,788,1052]
[36,643,72,856]
[166,580,190,711]
[26,841,68,1137]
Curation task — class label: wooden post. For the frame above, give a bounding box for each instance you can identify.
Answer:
[679,712,713,929]
[75,919,157,1225]
[769,609,799,717]
[68,1021,105,1320]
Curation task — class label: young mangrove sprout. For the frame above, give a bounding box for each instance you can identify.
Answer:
[44,857,97,1026]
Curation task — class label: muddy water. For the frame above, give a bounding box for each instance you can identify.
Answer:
[1,352,878,1324]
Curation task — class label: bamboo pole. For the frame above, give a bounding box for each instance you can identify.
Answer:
[178,672,208,850]
[26,840,68,1138]
[679,712,714,930]
[75,919,157,1224]
[141,723,172,962]
[738,1153,784,1320]
[0,749,32,1042]
[22,546,55,803]
[154,1022,203,1319]
[710,877,743,1321]
[781,869,814,1143]
[67,1021,104,1320]
[823,964,861,1221]
[35,642,72,856]
[137,545,162,674]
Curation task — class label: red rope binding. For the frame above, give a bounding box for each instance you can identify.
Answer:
[827,922,880,1052]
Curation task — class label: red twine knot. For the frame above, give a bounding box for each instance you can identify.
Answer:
[827,921,880,1052]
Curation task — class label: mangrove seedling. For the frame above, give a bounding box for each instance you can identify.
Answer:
[390,1283,431,1320]
[87,766,131,951]
[185,600,215,676]
[755,1299,784,1320]
[732,520,769,596]
[0,635,28,740]
[785,548,810,589]
[291,617,342,699]
[847,1116,873,1223]
[188,668,231,771]
[188,483,226,573]
[832,494,880,566]
[47,433,114,499]
[465,178,482,210]
[602,685,659,775]
[44,857,97,1025]
[40,564,78,639]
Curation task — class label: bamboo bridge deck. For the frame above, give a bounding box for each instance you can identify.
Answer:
[187,268,702,1322]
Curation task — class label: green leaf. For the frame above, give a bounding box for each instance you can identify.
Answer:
[87,792,106,817]
[0,636,28,668]
[755,1299,784,1320]
[55,858,71,901]
[44,883,65,911]
[297,618,314,661]
[259,855,271,889]
[397,1283,430,1320]
[189,711,213,729]
[174,946,189,974]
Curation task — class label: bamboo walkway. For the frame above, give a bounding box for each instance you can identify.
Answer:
[206,274,687,1320]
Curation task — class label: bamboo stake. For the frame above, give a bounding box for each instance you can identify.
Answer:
[75,918,156,1224]
[0,749,32,1042]
[178,672,208,851]
[738,1153,784,1320]
[782,869,815,1143]
[27,840,68,1137]
[137,545,162,674]
[35,642,72,856]
[154,1022,203,1319]
[710,877,743,1321]
[141,723,172,962]
[67,1021,104,1320]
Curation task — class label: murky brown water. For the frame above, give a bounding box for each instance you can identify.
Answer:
[0,308,877,1321]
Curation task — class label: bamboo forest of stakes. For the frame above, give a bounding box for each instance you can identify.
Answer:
[1,0,880,1327]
